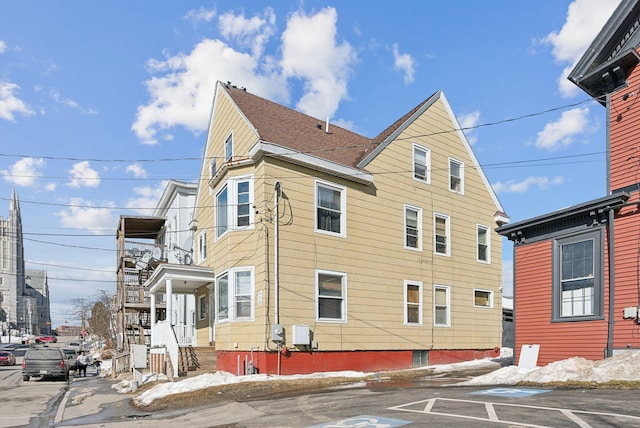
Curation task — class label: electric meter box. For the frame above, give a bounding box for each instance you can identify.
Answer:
[271,324,284,342]
[292,324,311,345]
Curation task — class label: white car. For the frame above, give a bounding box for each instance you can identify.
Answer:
[68,341,83,351]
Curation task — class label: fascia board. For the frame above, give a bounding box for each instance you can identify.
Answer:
[250,141,374,185]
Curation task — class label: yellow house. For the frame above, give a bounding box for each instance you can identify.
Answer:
[152,81,509,376]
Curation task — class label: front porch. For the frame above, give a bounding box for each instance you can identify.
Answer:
[146,263,215,378]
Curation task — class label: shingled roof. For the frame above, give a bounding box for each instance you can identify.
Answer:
[222,82,433,169]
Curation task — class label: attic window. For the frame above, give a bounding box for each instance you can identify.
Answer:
[225,134,233,162]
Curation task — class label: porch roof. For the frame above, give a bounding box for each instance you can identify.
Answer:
[146,263,215,294]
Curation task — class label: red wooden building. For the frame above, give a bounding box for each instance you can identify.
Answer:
[498,0,640,365]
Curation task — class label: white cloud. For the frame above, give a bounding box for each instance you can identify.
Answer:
[44,182,57,191]
[492,176,564,193]
[458,110,481,145]
[542,0,621,97]
[132,38,286,145]
[126,163,147,178]
[133,7,355,144]
[281,7,357,120]
[126,182,168,215]
[183,5,216,25]
[0,40,6,54]
[1,157,45,187]
[56,197,117,233]
[534,107,590,150]
[0,82,34,122]
[219,8,276,57]
[67,161,101,188]
[392,43,415,85]
[50,88,96,114]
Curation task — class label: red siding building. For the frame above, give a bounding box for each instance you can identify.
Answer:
[498,0,640,366]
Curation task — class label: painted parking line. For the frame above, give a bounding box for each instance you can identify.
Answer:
[389,397,640,427]
[307,415,412,428]
[469,387,552,398]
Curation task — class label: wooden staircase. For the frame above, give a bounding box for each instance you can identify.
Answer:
[177,346,217,377]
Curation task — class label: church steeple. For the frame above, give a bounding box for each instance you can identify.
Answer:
[9,188,20,213]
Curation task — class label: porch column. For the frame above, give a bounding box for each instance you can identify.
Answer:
[150,293,156,326]
[166,278,173,326]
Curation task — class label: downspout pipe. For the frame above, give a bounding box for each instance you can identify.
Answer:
[606,208,615,358]
[274,181,281,325]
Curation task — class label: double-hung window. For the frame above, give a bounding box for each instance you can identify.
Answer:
[434,285,450,327]
[404,281,422,325]
[404,205,422,250]
[477,224,490,263]
[434,213,450,256]
[225,134,233,162]
[198,295,206,320]
[553,230,602,321]
[215,175,254,239]
[315,180,346,237]
[316,270,347,322]
[413,144,430,183]
[197,231,207,263]
[449,158,464,194]
[216,267,254,322]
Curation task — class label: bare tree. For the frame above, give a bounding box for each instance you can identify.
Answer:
[70,290,116,346]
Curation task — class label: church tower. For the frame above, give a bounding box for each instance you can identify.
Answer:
[0,189,26,333]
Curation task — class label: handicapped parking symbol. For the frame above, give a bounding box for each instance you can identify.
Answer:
[470,388,552,398]
[307,415,412,428]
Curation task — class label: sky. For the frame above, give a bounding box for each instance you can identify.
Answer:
[0,0,622,327]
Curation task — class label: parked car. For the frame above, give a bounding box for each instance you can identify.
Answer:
[0,343,31,357]
[0,350,16,366]
[61,348,79,371]
[68,340,83,351]
[35,335,57,344]
[21,348,69,382]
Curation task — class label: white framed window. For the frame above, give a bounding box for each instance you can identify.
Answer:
[225,133,233,162]
[474,289,493,308]
[477,224,490,263]
[434,213,450,256]
[198,295,206,320]
[404,205,422,250]
[197,231,207,263]
[413,144,431,183]
[404,280,422,325]
[434,285,450,327]
[316,269,347,322]
[215,175,254,239]
[216,267,254,323]
[315,180,346,237]
[449,158,464,194]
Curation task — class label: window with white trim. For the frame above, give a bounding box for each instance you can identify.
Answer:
[404,205,422,250]
[434,285,450,327]
[474,289,493,308]
[552,230,602,321]
[413,144,430,183]
[215,175,254,239]
[316,270,346,322]
[197,231,207,263]
[449,158,464,193]
[434,213,450,256]
[315,180,346,236]
[198,295,206,320]
[209,157,217,179]
[404,281,422,325]
[216,268,254,322]
[225,134,233,162]
[477,224,490,263]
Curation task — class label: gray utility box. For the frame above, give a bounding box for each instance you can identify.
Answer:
[271,324,284,342]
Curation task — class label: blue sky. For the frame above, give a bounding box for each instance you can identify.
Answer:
[0,1,620,326]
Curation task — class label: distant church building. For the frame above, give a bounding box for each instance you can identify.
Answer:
[0,190,51,335]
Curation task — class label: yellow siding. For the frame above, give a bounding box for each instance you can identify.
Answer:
[196,89,503,352]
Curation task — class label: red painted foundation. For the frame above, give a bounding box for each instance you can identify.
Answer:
[216,348,500,375]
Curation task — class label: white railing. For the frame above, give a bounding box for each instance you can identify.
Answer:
[173,323,196,346]
[151,320,179,378]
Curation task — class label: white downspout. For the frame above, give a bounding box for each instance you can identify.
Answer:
[274,181,281,325]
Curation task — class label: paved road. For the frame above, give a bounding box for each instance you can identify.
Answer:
[51,373,640,427]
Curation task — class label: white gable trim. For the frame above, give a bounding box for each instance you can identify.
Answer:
[249,141,374,185]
